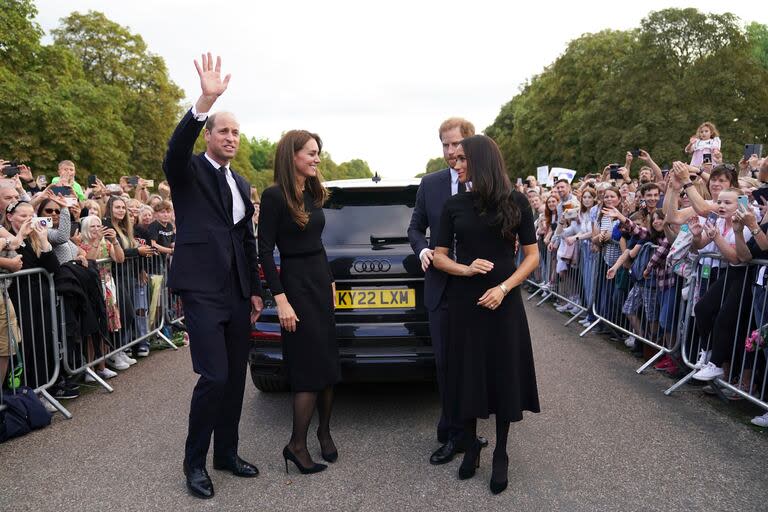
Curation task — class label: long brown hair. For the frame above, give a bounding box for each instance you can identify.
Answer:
[461,135,520,240]
[274,130,329,228]
[106,196,136,248]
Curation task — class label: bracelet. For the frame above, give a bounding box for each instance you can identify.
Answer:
[682,181,694,190]
[498,283,509,296]
[751,226,761,236]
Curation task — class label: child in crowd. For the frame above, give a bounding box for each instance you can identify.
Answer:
[149,200,175,257]
[685,122,721,168]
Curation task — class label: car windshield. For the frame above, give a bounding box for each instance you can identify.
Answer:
[323,186,419,245]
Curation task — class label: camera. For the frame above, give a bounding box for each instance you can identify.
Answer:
[702,153,712,164]
[33,217,53,228]
[631,149,641,158]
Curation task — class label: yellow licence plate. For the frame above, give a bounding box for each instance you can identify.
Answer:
[336,288,415,309]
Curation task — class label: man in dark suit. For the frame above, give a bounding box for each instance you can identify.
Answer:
[408,118,485,465]
[163,53,264,499]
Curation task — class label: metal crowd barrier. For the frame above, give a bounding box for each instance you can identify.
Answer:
[525,238,768,412]
[0,268,70,419]
[664,254,768,411]
[527,239,594,328]
[60,254,179,393]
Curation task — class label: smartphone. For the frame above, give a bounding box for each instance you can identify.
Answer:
[631,149,641,158]
[516,178,523,186]
[51,185,72,196]
[738,195,750,211]
[751,187,768,205]
[36,175,47,187]
[744,144,764,161]
[144,179,154,188]
[661,168,670,177]
[33,217,53,228]
[64,197,78,207]
[87,174,98,187]
[3,166,21,178]
[127,176,139,186]
[702,153,712,164]
[610,169,621,180]
[706,212,719,225]
[102,217,114,229]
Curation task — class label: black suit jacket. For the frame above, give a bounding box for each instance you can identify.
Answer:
[162,110,262,299]
[407,168,452,311]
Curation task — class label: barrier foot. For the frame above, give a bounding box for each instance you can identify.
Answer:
[579,318,600,337]
[84,367,114,393]
[636,349,665,374]
[535,292,552,306]
[38,388,72,419]
[156,331,179,351]
[664,369,696,396]
[526,288,544,301]
[564,309,584,326]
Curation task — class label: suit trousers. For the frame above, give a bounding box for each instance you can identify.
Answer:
[181,270,251,468]
[429,298,463,441]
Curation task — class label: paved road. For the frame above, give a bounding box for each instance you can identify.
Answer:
[2,300,767,512]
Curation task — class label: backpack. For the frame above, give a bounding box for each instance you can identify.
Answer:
[0,387,52,443]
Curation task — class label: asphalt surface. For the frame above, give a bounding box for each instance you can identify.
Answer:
[1,298,767,512]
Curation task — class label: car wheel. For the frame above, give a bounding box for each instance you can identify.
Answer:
[249,364,289,392]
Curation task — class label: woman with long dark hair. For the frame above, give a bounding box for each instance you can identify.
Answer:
[258,130,339,475]
[433,135,540,494]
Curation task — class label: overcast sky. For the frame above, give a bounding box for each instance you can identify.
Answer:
[35,1,765,179]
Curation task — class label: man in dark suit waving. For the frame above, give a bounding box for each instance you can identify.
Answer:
[408,118,483,465]
[163,53,263,499]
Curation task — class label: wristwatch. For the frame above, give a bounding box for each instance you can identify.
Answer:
[682,181,694,190]
[751,226,761,236]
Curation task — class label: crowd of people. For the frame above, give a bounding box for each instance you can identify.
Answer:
[520,122,768,427]
[0,156,260,405]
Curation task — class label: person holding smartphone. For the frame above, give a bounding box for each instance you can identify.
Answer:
[50,160,86,201]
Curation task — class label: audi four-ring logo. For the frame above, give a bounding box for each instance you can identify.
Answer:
[353,259,392,272]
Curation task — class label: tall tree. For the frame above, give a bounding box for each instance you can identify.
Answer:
[52,10,183,181]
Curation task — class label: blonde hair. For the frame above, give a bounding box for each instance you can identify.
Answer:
[79,215,102,244]
[697,121,719,138]
[7,202,42,257]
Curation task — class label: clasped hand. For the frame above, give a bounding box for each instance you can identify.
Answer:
[464,258,494,276]
[478,286,505,310]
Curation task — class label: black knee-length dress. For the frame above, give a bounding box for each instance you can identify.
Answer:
[258,185,339,392]
[436,190,540,422]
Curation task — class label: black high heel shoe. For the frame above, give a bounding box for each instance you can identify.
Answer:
[283,446,327,475]
[489,451,509,494]
[458,440,485,480]
[316,430,338,463]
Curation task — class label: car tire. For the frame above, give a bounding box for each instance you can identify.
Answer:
[249,364,289,392]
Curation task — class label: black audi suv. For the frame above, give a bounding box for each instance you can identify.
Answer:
[249,177,433,391]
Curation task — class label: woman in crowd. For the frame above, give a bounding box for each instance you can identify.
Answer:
[105,196,155,361]
[258,130,339,475]
[5,201,60,389]
[592,187,623,324]
[563,187,599,326]
[433,135,540,495]
[79,215,124,381]
[0,215,26,388]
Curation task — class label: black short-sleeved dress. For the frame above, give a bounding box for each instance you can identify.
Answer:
[436,190,540,422]
[258,185,340,392]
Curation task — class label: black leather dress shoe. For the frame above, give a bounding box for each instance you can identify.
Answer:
[213,455,259,477]
[183,464,214,499]
[430,440,461,465]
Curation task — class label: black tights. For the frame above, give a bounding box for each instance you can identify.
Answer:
[288,386,335,465]
[463,417,511,479]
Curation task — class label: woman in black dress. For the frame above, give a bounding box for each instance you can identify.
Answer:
[433,135,540,494]
[258,130,339,475]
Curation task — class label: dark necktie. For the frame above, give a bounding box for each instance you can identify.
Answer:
[217,166,233,222]
[458,180,466,194]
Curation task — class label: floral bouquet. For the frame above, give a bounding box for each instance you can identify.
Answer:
[745,327,767,352]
